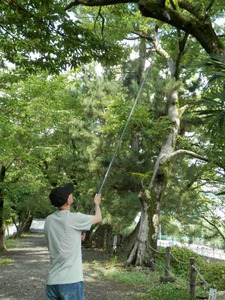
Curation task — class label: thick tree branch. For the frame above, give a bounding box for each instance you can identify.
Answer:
[64,0,136,10]
[64,0,225,55]
[178,0,206,20]
[133,28,170,61]
[201,216,225,241]
[170,149,209,162]
[205,0,215,12]
[139,2,224,55]
[169,149,225,171]
[175,32,189,79]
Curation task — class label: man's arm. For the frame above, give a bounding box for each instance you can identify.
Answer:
[92,194,102,225]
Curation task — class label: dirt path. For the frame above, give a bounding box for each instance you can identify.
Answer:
[0,234,143,300]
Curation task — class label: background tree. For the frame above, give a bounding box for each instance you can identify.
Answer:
[1,1,225,262]
[0,2,130,72]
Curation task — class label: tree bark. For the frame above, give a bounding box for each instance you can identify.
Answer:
[126,30,187,266]
[138,1,225,55]
[144,87,180,262]
[127,197,150,266]
[0,165,6,251]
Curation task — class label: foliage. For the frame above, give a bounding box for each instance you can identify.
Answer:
[0,2,130,72]
[1,65,149,233]
[170,246,206,276]
[203,261,225,290]
[194,54,225,149]
[168,246,225,291]
[161,150,225,246]
[1,0,225,75]
[0,11,225,253]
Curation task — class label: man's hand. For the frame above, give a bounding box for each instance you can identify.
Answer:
[94,194,101,206]
[92,194,102,225]
[81,232,86,242]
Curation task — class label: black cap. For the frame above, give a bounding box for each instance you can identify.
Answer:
[49,183,74,207]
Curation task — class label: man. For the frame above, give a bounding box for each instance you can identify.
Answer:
[44,183,102,300]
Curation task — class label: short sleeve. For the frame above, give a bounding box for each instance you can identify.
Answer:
[69,212,92,231]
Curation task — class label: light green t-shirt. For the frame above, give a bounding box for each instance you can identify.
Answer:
[44,210,92,285]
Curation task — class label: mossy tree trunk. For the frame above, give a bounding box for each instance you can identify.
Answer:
[127,31,188,267]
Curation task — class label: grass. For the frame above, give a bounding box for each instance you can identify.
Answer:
[83,256,208,300]
[0,235,24,268]
[0,257,12,267]
[5,236,22,249]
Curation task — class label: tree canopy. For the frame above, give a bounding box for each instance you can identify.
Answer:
[1,1,225,73]
[0,0,225,263]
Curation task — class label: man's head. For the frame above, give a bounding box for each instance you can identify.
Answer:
[49,183,74,208]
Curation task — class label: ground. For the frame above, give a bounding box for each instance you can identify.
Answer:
[0,234,143,300]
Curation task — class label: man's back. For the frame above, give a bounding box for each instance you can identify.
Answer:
[45,183,101,300]
[44,210,92,285]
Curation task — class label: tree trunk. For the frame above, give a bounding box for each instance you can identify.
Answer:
[0,195,6,251]
[23,215,33,233]
[127,198,150,266]
[126,39,154,266]
[0,165,6,251]
[128,88,180,266]
[127,31,187,267]
[13,213,33,238]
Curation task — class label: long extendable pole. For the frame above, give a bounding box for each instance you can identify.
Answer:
[98,66,151,195]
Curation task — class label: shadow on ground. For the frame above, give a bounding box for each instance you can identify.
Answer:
[0,234,143,300]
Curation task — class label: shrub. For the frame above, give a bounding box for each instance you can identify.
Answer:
[161,246,225,291]
[169,246,206,276]
[203,261,225,290]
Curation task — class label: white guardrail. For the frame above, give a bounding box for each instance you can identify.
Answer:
[158,239,225,260]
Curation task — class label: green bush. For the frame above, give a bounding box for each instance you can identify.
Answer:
[203,262,225,290]
[170,246,206,276]
[162,246,225,291]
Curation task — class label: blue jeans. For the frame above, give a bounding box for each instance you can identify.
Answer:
[46,281,84,300]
